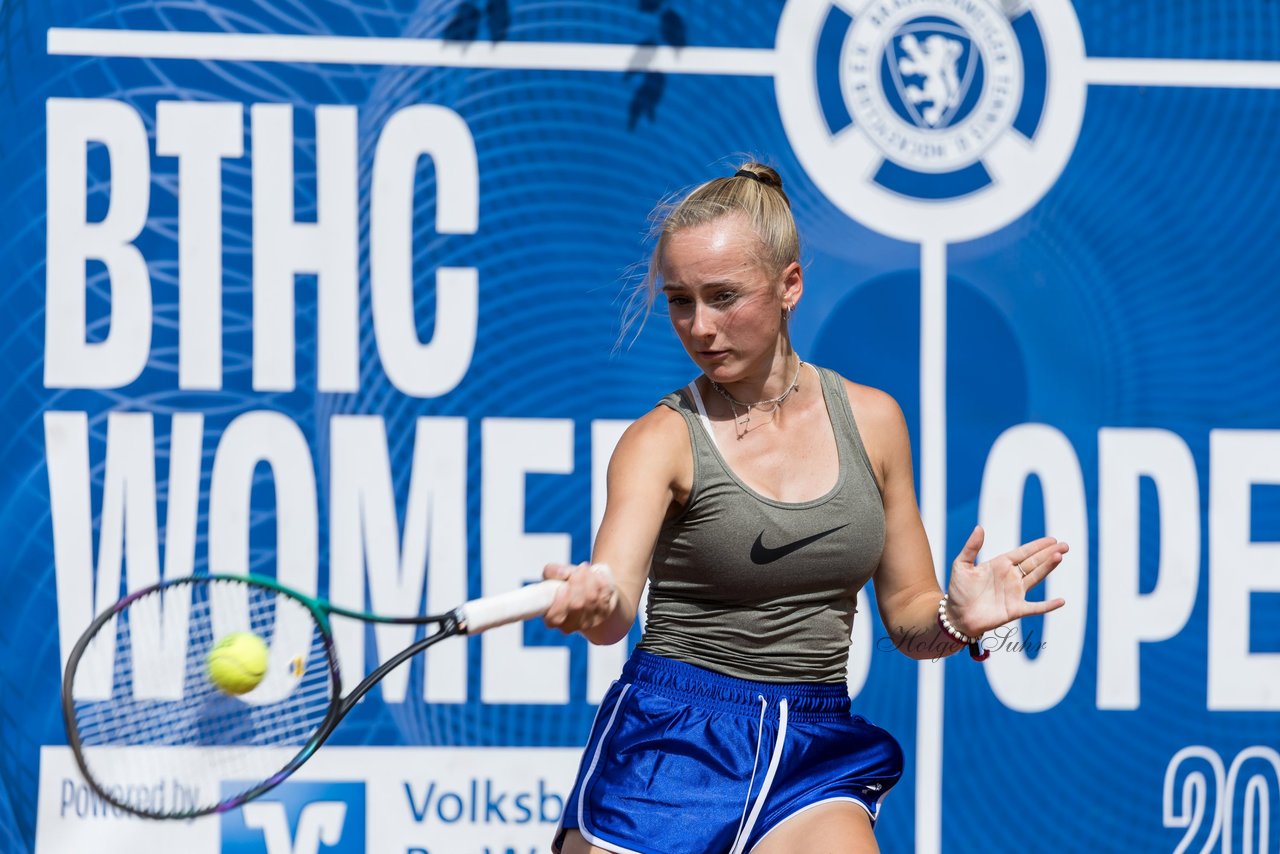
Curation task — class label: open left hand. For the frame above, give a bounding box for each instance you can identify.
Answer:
[945,525,1070,637]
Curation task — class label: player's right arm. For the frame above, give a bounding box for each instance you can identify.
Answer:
[541,404,690,644]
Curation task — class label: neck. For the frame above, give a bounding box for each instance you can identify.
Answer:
[717,349,801,403]
[705,354,804,438]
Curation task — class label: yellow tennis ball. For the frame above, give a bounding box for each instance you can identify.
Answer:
[206,632,268,695]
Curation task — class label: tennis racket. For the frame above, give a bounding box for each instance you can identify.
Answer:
[61,572,566,820]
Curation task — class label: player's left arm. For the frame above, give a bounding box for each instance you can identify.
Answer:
[846,382,957,659]
[850,380,1069,659]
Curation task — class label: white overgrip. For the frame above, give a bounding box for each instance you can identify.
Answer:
[458,579,564,634]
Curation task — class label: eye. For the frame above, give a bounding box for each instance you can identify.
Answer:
[666,295,691,306]
[713,291,738,305]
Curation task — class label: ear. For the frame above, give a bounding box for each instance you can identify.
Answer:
[780,261,803,311]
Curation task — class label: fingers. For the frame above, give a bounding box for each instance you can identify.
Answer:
[1012,597,1067,619]
[1016,541,1070,586]
[542,563,614,634]
[956,525,984,566]
[542,562,585,628]
[1009,536,1061,565]
[542,562,576,581]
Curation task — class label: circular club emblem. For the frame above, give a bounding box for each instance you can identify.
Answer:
[776,0,1086,243]
[843,2,1021,173]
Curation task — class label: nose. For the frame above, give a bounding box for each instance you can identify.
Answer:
[690,301,714,338]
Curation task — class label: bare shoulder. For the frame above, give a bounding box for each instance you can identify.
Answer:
[830,373,910,479]
[617,401,689,453]
[609,401,691,476]
[834,375,907,435]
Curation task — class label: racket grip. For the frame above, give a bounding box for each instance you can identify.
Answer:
[458,579,565,634]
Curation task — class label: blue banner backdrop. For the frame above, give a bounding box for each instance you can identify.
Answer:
[2,1,1279,851]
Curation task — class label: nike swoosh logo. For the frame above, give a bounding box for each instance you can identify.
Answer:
[750,523,849,564]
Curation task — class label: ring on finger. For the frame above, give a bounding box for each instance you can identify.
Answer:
[1016,562,1028,578]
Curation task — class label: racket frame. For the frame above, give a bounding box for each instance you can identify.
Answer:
[61,572,467,819]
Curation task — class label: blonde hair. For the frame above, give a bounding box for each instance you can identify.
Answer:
[618,161,800,347]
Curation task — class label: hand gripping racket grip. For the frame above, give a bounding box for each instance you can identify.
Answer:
[456,579,565,634]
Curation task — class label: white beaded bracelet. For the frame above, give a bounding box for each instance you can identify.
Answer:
[937,595,974,645]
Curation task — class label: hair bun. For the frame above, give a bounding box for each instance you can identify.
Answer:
[733,162,784,192]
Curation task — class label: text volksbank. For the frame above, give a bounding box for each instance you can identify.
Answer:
[403,777,564,825]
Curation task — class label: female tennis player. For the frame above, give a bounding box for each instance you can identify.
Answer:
[543,162,1069,854]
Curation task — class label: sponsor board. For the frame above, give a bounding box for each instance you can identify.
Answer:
[36,747,578,853]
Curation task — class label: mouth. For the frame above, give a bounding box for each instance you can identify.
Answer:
[698,349,729,360]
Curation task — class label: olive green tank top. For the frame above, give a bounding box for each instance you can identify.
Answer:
[636,364,885,683]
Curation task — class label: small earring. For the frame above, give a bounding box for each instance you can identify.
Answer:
[781,305,793,321]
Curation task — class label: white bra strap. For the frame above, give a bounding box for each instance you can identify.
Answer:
[686,381,720,452]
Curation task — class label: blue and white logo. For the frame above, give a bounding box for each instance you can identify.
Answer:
[221,781,366,854]
[843,3,1021,176]
[775,0,1087,242]
[888,25,982,129]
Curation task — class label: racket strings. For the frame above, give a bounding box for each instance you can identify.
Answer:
[68,578,336,816]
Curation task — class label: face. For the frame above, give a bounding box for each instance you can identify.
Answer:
[659,216,801,383]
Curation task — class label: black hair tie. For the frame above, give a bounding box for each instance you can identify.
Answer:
[734,168,767,184]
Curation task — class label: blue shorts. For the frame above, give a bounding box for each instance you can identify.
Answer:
[554,652,904,854]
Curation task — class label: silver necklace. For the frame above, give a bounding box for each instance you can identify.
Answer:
[708,359,804,438]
